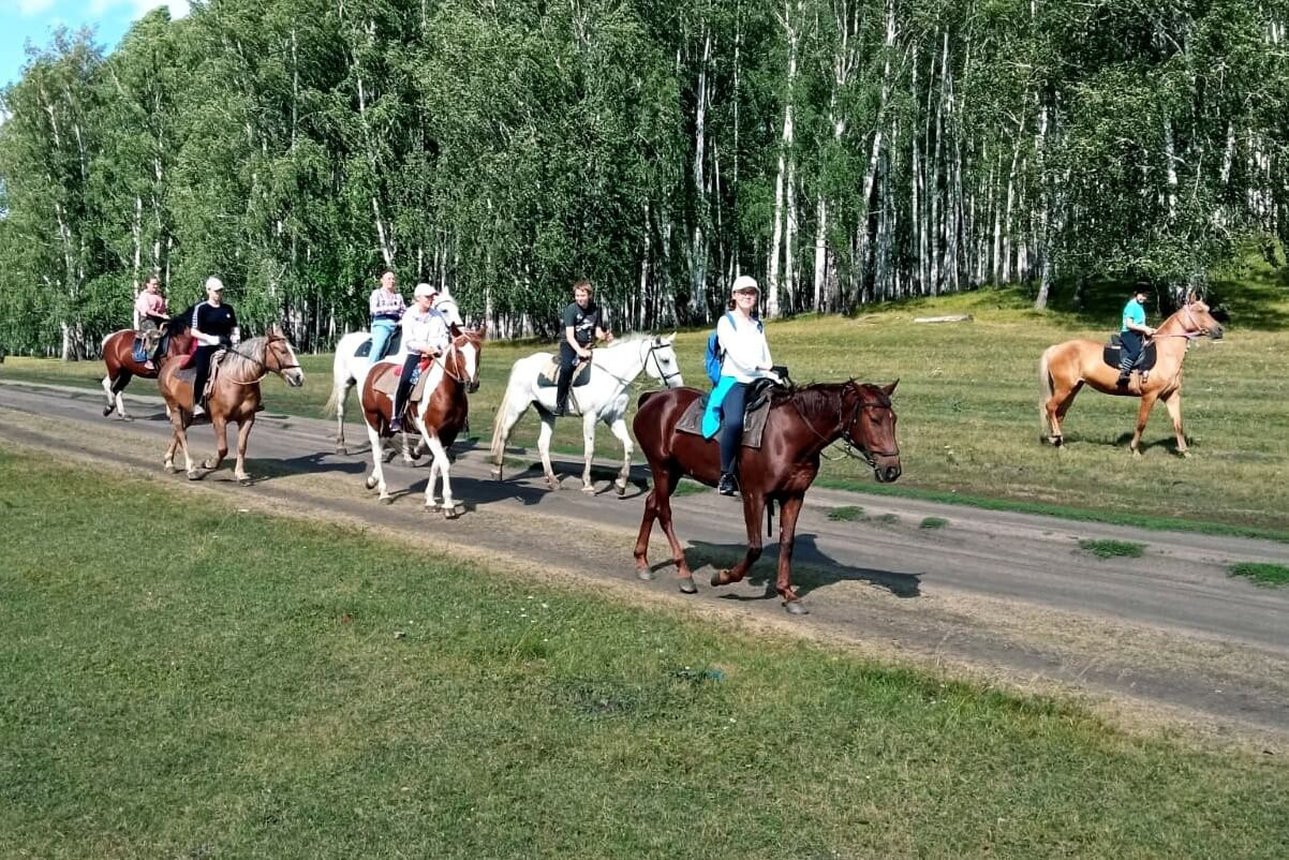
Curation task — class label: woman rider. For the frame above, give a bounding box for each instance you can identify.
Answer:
[368,270,406,363]
[704,275,778,496]
[389,283,451,433]
[1117,285,1156,387]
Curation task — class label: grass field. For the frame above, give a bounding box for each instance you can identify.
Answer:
[2,449,1288,858]
[4,269,1287,536]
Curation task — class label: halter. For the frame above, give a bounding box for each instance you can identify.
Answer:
[427,332,481,386]
[790,384,900,466]
[592,338,679,388]
[1154,303,1208,341]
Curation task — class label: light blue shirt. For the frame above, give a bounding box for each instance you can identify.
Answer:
[1121,298,1146,333]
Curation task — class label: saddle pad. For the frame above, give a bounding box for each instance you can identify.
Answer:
[1102,342,1157,371]
[675,395,770,449]
[354,329,403,358]
[373,366,400,398]
[410,360,434,402]
[537,357,592,389]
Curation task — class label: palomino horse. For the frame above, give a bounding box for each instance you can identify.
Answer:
[489,334,683,495]
[157,324,305,482]
[632,380,901,614]
[1039,299,1224,456]
[324,296,464,455]
[99,318,191,419]
[359,326,485,512]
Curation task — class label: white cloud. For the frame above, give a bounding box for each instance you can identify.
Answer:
[18,0,58,17]
[82,1,189,19]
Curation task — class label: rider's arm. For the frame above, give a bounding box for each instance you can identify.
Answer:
[190,304,218,346]
[565,325,588,358]
[719,316,772,376]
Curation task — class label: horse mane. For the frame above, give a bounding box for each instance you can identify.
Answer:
[772,380,888,413]
[221,336,269,379]
[163,316,190,337]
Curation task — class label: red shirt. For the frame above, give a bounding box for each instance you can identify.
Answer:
[135,290,167,319]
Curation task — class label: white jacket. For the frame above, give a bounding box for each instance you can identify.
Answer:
[717,312,774,383]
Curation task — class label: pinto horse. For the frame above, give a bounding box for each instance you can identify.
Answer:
[157,324,305,482]
[632,380,901,614]
[359,326,485,512]
[99,318,191,419]
[1039,299,1224,456]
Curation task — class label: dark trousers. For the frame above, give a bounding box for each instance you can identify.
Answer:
[192,345,219,406]
[555,343,580,411]
[392,353,420,420]
[718,382,750,474]
[1118,331,1144,376]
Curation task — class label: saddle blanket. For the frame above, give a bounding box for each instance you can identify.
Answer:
[354,329,403,358]
[537,357,592,389]
[676,395,771,449]
[372,358,433,402]
[1102,341,1157,372]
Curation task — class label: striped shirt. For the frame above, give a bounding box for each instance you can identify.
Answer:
[370,288,406,324]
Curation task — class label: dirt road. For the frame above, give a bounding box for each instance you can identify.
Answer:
[3,378,1287,744]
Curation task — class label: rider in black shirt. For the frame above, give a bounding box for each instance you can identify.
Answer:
[188,276,239,416]
[554,279,612,416]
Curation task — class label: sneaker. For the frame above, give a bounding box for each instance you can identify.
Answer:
[553,405,566,417]
[389,417,403,433]
[143,360,155,372]
[192,403,205,417]
[717,472,738,496]
[1115,374,1130,388]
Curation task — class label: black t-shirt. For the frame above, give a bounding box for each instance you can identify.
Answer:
[561,301,603,346]
[189,300,238,339]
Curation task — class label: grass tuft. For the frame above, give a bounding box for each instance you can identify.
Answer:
[1078,538,1146,559]
[1228,562,1289,587]
[920,516,949,529]
[827,505,865,521]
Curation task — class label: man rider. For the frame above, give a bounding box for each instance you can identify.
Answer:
[189,276,239,417]
[554,279,612,416]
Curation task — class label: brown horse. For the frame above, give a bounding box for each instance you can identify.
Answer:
[1039,299,1224,456]
[99,319,190,419]
[359,326,485,513]
[157,324,305,482]
[632,380,901,614]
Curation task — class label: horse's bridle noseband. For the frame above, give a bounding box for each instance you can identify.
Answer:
[647,339,682,386]
[843,396,901,466]
[226,334,302,384]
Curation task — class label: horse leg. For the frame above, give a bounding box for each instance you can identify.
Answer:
[114,370,133,421]
[607,415,633,496]
[233,418,254,483]
[425,435,459,517]
[712,492,765,588]
[580,412,597,493]
[1129,392,1159,456]
[1046,380,1080,446]
[364,422,391,502]
[203,415,230,472]
[334,380,352,454]
[1162,390,1189,457]
[537,416,559,489]
[101,372,116,416]
[774,495,808,615]
[170,413,199,480]
[163,432,179,472]
[633,464,696,591]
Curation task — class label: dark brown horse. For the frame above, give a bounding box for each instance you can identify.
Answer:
[633,380,901,614]
[1040,299,1224,456]
[99,319,191,419]
[359,326,485,513]
[157,324,305,482]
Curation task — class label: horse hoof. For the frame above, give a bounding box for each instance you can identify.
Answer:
[710,570,729,587]
[636,568,654,581]
[444,507,461,519]
[678,578,697,594]
[102,406,113,417]
[1051,435,1063,447]
[490,467,503,479]
[615,482,627,497]
[336,446,348,456]
[379,496,393,505]
[121,414,133,423]
[1179,450,1191,459]
[238,476,252,486]
[186,470,202,481]
[581,484,596,495]
[546,478,560,490]
[364,476,377,490]
[783,600,809,616]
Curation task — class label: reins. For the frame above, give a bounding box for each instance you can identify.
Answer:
[788,384,900,466]
[223,335,302,385]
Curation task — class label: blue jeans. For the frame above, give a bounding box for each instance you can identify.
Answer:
[716,381,749,474]
[369,321,397,363]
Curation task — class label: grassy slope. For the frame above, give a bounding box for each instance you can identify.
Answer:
[1,450,1287,858]
[3,265,1287,534]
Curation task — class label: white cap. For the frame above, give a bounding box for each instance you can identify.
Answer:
[732,275,759,294]
[205,276,225,292]
[414,282,438,299]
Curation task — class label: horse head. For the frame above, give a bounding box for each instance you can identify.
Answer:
[451,325,485,393]
[1175,300,1224,340]
[264,324,305,388]
[844,380,902,483]
[643,332,684,389]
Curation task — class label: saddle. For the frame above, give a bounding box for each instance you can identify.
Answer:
[174,348,227,404]
[537,356,592,389]
[1102,336,1157,374]
[130,328,163,363]
[676,379,778,448]
[372,356,434,403]
[354,328,403,358]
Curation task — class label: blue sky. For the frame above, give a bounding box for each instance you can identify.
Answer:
[1,1,189,87]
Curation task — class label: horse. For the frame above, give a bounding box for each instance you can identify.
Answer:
[157,324,305,483]
[489,334,684,495]
[324,295,464,455]
[99,318,191,419]
[632,380,901,614]
[358,326,485,512]
[1039,298,1224,456]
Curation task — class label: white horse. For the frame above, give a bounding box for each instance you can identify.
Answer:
[323,293,464,455]
[489,333,683,495]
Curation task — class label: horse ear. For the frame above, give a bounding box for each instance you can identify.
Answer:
[882,379,899,396]
[667,331,677,342]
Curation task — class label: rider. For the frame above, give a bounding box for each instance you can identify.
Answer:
[134,273,170,369]
[1116,285,1156,387]
[554,278,612,416]
[368,270,406,363]
[707,275,778,496]
[389,283,450,433]
[189,276,239,417]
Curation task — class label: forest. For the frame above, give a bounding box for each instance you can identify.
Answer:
[2,0,1288,357]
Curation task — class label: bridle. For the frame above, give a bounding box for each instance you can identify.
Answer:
[790,383,900,466]
[226,334,302,384]
[1154,303,1209,341]
[427,331,482,387]
[645,338,683,386]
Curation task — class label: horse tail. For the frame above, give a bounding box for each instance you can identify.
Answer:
[322,382,343,419]
[489,383,516,466]
[1038,345,1055,437]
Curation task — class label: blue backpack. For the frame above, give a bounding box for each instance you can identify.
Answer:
[705,312,762,385]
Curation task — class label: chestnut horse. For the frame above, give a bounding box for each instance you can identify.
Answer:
[99,319,190,419]
[157,324,305,482]
[359,326,485,513]
[632,380,901,614]
[1039,299,1224,456]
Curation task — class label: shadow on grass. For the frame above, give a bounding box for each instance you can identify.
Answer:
[684,534,922,601]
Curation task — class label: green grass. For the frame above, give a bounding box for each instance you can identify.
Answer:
[920,516,949,529]
[4,266,1288,536]
[670,478,710,496]
[827,505,865,521]
[1228,562,1289,587]
[1078,539,1147,559]
[2,450,1289,858]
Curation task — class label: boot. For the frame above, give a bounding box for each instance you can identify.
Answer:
[1116,354,1133,388]
[717,472,738,496]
